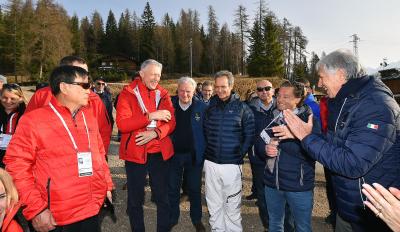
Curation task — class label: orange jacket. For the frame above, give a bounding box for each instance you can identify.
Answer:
[116,79,175,164]
[4,97,113,226]
[25,87,112,154]
[1,202,23,232]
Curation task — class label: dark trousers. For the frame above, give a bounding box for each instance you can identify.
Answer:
[168,153,202,225]
[324,168,337,214]
[336,211,391,232]
[45,215,99,232]
[251,162,269,228]
[125,153,170,232]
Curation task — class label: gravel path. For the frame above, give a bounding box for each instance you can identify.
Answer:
[101,140,333,232]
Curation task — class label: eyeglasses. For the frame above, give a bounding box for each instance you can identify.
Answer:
[96,82,105,86]
[256,86,272,92]
[3,83,21,90]
[65,82,91,89]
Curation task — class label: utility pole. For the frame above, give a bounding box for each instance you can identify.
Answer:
[189,38,193,78]
[350,34,360,59]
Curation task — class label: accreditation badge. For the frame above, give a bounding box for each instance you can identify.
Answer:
[0,134,12,150]
[77,152,93,177]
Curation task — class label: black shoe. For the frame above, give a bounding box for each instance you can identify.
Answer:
[245,193,257,200]
[194,222,206,232]
[325,212,336,226]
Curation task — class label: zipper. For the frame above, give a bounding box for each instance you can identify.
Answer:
[125,132,133,152]
[359,177,366,209]
[275,149,280,190]
[334,98,348,133]
[300,164,304,186]
[47,178,51,209]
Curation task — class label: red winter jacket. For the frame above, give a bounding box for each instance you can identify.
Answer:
[1,202,23,232]
[4,97,113,226]
[116,79,175,164]
[25,86,112,154]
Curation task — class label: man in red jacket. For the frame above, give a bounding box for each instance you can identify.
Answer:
[25,56,113,155]
[116,59,175,232]
[5,65,113,232]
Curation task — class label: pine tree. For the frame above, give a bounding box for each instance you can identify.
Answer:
[140,2,156,61]
[263,15,284,77]
[247,20,265,77]
[207,5,219,73]
[30,0,72,80]
[233,5,249,75]
[70,14,81,55]
[103,10,118,55]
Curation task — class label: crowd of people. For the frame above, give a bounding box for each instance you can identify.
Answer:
[0,49,399,232]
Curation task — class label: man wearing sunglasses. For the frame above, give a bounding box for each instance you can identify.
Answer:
[247,80,275,231]
[5,65,113,232]
[25,56,113,157]
[92,77,114,129]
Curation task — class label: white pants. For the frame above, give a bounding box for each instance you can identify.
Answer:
[204,160,243,232]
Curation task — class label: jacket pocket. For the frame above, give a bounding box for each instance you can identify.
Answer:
[125,132,133,152]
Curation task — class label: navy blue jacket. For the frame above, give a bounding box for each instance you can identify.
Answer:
[255,106,319,192]
[248,97,276,165]
[204,93,255,164]
[302,76,400,222]
[171,96,207,166]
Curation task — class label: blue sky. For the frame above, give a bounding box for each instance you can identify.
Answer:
[2,0,399,69]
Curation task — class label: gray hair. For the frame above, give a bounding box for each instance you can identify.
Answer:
[140,59,163,71]
[177,76,197,89]
[316,49,363,80]
[214,70,234,87]
[0,75,7,84]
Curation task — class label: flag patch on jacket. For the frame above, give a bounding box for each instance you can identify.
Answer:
[367,123,379,130]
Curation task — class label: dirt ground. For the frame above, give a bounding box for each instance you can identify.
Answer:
[100,139,334,232]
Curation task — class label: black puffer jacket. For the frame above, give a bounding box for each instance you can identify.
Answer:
[204,93,255,164]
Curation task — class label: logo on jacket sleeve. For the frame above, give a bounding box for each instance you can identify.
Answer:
[367,123,379,130]
[195,112,201,121]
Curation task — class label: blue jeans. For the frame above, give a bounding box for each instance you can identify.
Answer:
[168,153,203,225]
[265,186,313,232]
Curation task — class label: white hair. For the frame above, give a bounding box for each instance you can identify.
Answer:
[177,76,197,89]
[140,59,163,70]
[316,49,363,80]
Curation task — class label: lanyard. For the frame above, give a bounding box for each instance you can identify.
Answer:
[0,113,16,134]
[49,103,91,151]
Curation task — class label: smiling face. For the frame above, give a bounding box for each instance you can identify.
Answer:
[0,89,23,114]
[256,80,274,104]
[214,76,233,101]
[140,64,161,90]
[201,85,213,101]
[317,67,347,98]
[178,81,195,104]
[277,86,301,111]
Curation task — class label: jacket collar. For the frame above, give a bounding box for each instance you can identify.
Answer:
[334,75,371,102]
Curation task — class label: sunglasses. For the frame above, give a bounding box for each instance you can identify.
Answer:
[65,82,91,89]
[96,82,105,86]
[3,83,21,90]
[256,86,272,92]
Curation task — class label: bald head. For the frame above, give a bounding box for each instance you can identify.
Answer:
[256,80,274,105]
